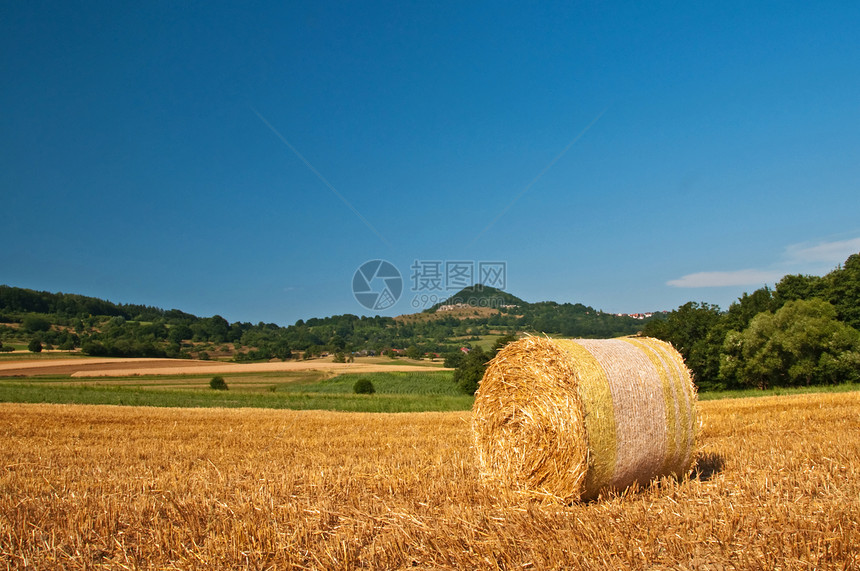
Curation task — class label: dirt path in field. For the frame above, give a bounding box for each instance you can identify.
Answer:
[0,357,449,378]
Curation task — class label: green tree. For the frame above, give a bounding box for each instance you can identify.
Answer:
[720,298,860,389]
[272,341,292,361]
[824,253,860,329]
[28,338,43,353]
[205,315,230,342]
[168,324,193,344]
[453,347,489,395]
[329,335,346,352]
[443,351,465,369]
[773,273,825,306]
[723,287,774,332]
[59,337,76,351]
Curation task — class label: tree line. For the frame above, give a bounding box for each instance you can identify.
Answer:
[641,253,860,390]
[0,285,655,360]
[6,252,857,394]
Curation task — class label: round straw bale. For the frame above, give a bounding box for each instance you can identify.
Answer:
[472,336,698,502]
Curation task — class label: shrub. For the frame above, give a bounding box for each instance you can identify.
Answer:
[210,376,228,390]
[28,339,43,353]
[22,316,51,332]
[353,378,375,394]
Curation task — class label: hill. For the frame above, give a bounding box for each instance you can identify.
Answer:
[427,286,526,312]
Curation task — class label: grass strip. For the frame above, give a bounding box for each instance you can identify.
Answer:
[698,382,860,400]
[0,382,474,412]
[276,371,461,395]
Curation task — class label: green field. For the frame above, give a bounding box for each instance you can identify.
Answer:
[2,366,858,412]
[0,370,473,413]
[272,370,463,395]
[0,350,88,360]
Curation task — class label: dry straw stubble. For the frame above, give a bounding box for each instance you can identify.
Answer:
[473,336,698,502]
[2,392,859,569]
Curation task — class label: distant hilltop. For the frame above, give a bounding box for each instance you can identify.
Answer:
[426,285,526,312]
[426,285,669,319]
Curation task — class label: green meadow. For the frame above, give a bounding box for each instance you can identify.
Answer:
[0,370,474,413]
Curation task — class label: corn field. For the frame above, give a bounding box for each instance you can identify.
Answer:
[2,392,859,569]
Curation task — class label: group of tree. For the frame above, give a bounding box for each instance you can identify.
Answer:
[0,284,658,361]
[642,253,860,390]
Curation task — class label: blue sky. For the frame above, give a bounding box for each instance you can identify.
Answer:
[2,1,859,325]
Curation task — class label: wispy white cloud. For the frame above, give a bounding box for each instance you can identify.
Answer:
[667,236,860,288]
[784,237,860,264]
[667,269,785,288]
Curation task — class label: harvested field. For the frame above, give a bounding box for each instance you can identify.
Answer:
[0,357,445,378]
[2,392,859,569]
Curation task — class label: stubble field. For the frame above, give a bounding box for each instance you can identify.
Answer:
[2,392,859,569]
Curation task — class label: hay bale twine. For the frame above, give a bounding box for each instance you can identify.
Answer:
[472,336,698,502]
